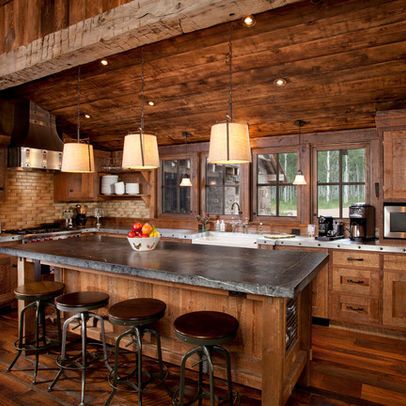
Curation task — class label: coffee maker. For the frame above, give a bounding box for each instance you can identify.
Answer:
[349,203,375,242]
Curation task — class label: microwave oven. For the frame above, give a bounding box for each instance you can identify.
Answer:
[384,204,406,239]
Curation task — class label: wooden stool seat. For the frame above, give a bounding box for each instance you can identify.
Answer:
[55,291,109,312]
[174,311,239,346]
[109,298,166,326]
[14,281,65,301]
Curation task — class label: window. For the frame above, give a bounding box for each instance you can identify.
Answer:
[161,159,191,214]
[205,161,240,215]
[256,152,298,217]
[317,148,365,218]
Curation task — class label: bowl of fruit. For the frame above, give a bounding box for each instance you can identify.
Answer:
[127,222,161,251]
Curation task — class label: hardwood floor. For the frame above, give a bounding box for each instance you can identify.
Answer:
[0,308,404,405]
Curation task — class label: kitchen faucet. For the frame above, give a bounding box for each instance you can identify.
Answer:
[230,202,243,232]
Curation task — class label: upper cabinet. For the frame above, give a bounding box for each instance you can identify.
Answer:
[383,130,406,200]
[54,172,99,202]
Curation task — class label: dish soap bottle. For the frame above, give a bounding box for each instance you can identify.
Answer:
[215,219,220,232]
[220,220,226,232]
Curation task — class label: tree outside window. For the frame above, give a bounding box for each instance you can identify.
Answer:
[317,148,365,218]
[256,152,297,217]
[161,159,191,214]
[205,161,240,215]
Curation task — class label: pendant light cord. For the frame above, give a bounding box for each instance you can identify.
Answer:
[76,67,81,143]
[140,48,145,134]
[227,24,233,122]
[139,48,145,166]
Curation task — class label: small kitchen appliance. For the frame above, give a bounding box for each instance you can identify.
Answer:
[383,203,406,239]
[316,216,344,241]
[349,203,375,242]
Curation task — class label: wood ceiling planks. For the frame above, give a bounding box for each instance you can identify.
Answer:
[2,0,406,150]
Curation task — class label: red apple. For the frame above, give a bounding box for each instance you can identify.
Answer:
[141,233,150,238]
[128,230,136,238]
[132,222,143,232]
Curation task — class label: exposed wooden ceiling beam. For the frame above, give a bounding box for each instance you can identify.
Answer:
[0,0,301,90]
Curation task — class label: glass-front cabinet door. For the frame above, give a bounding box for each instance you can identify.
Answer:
[161,159,191,214]
[159,153,198,217]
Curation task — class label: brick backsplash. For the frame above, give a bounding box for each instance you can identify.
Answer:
[0,170,149,230]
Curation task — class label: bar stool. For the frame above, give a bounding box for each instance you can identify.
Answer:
[105,298,167,406]
[173,311,239,406]
[48,291,110,406]
[7,281,64,384]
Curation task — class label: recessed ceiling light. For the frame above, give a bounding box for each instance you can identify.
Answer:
[84,113,91,119]
[100,59,108,66]
[148,100,155,106]
[273,78,287,87]
[243,15,256,27]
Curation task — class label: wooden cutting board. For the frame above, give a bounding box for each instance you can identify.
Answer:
[263,234,296,239]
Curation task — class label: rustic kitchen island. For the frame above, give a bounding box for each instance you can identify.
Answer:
[0,235,328,406]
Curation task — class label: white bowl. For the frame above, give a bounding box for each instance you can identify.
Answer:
[127,236,160,251]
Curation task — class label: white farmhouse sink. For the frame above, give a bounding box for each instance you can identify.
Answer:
[192,232,260,249]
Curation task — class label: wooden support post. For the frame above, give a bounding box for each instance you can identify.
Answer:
[298,284,312,387]
[17,258,36,337]
[262,296,286,406]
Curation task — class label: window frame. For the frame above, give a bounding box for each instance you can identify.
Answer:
[252,146,300,223]
[312,143,370,220]
[200,152,250,220]
[157,152,199,218]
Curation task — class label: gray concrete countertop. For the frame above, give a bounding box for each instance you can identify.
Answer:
[258,236,406,253]
[0,235,328,298]
[0,226,404,253]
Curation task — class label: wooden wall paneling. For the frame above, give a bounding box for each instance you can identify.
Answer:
[53,0,69,31]
[3,0,14,52]
[85,0,103,18]
[0,5,4,54]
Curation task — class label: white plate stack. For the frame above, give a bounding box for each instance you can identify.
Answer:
[125,183,140,195]
[101,175,118,195]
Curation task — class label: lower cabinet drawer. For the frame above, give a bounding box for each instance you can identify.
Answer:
[332,250,380,269]
[330,293,380,324]
[332,267,380,297]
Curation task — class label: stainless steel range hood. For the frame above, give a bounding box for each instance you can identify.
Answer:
[8,100,64,170]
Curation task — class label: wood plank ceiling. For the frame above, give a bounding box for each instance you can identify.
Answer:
[1,0,406,150]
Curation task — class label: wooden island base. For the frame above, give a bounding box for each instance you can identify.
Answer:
[32,263,312,406]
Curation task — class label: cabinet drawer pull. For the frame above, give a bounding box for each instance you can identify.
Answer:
[346,305,365,312]
[347,257,364,262]
[346,279,365,285]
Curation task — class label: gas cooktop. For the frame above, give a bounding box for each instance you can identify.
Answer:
[4,223,64,235]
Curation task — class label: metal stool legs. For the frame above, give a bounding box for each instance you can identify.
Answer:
[7,299,61,384]
[105,325,166,406]
[48,311,110,406]
[176,345,234,406]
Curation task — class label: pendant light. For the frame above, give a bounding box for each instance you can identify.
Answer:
[292,119,307,185]
[61,67,95,173]
[180,132,192,187]
[122,48,159,170]
[208,24,251,164]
